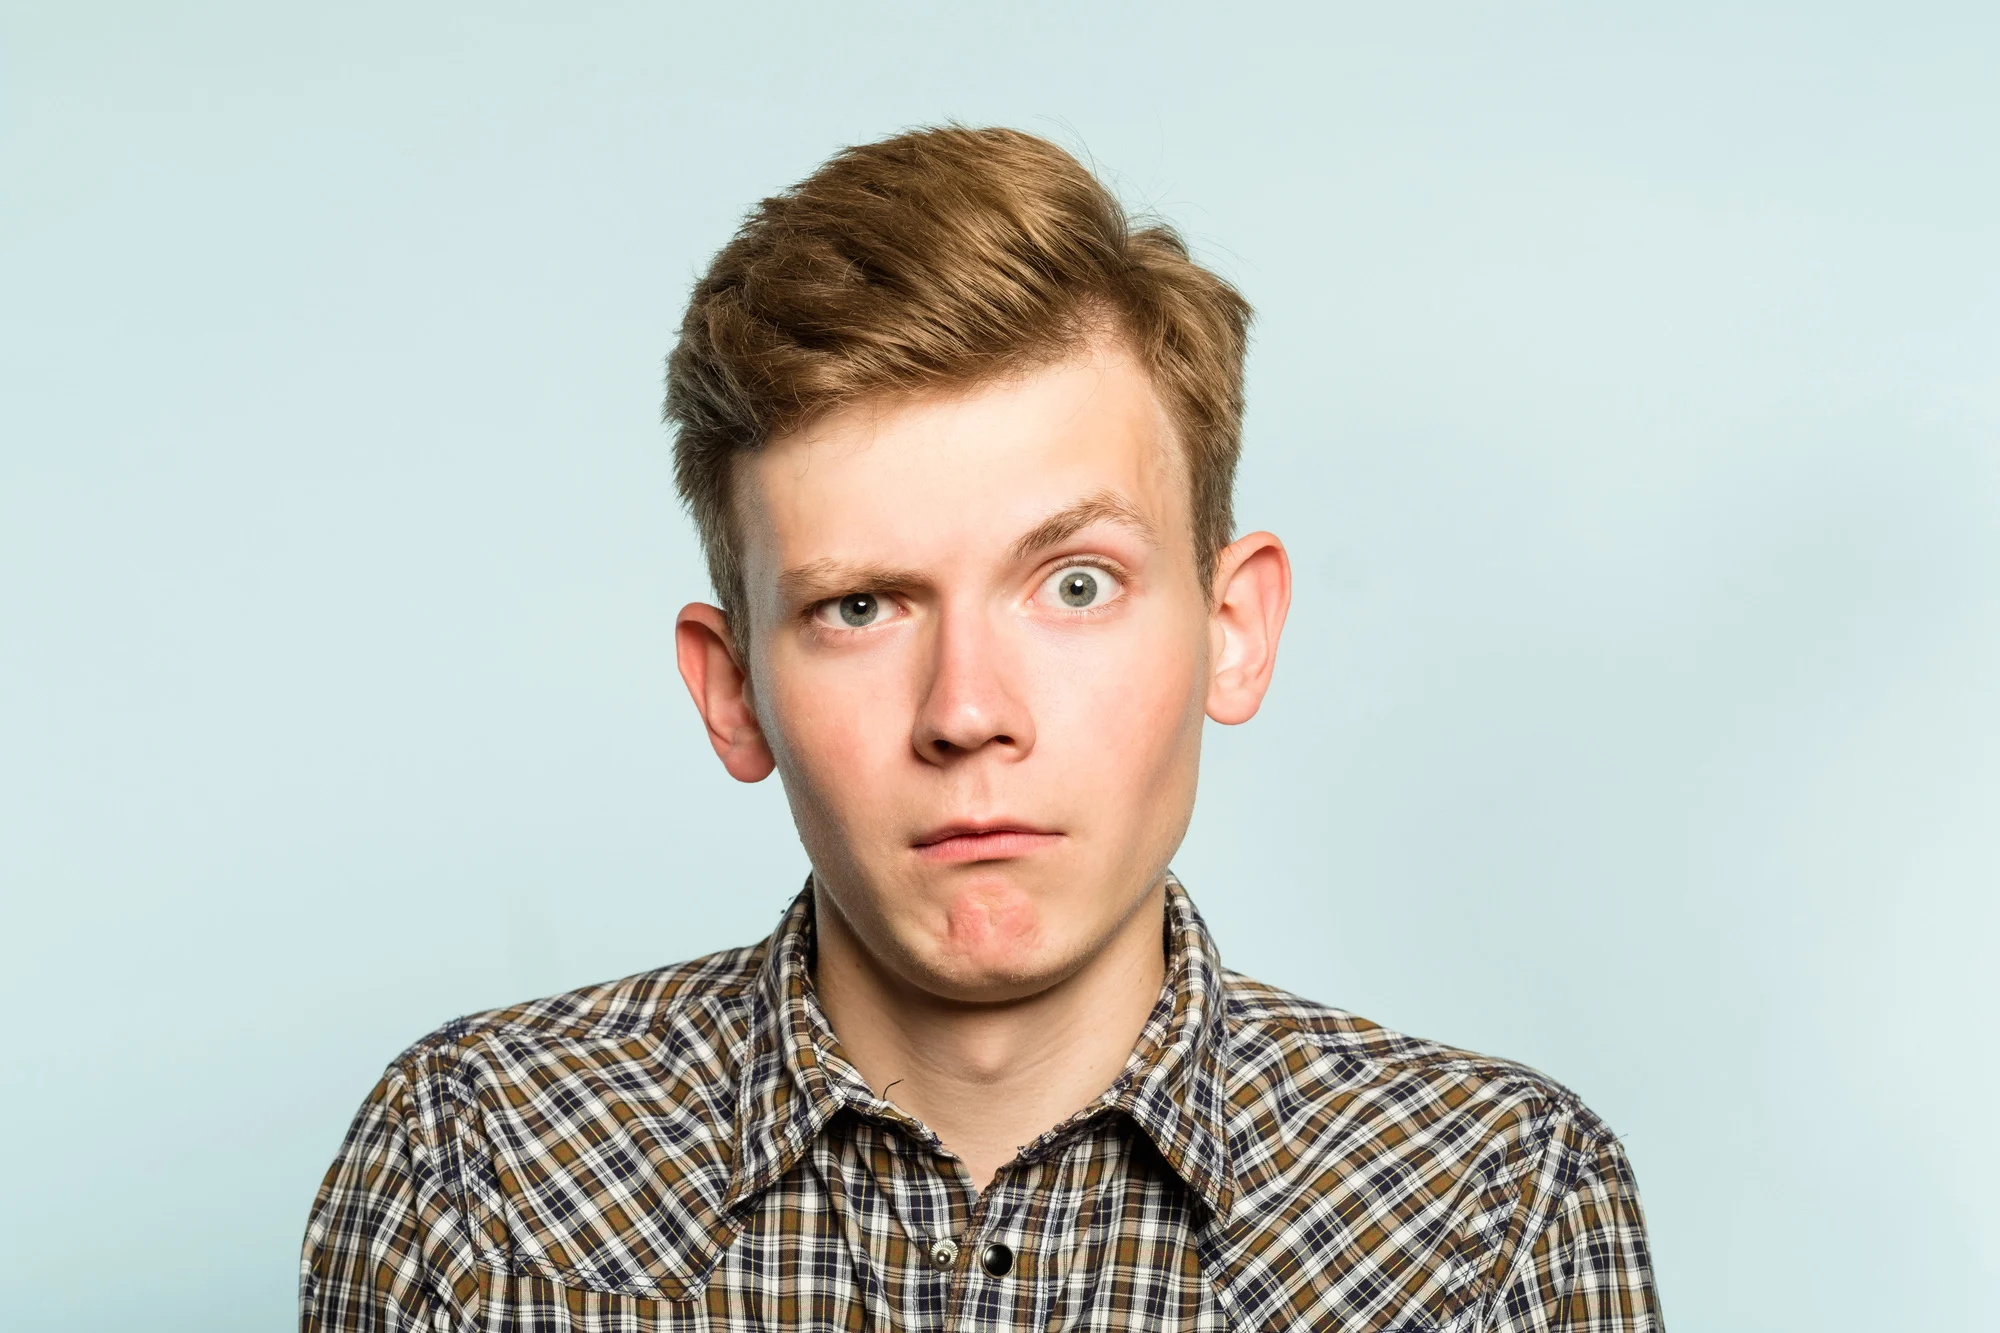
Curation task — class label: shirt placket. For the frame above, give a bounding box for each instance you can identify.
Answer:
[844,1114,1068,1333]
[939,1152,1053,1332]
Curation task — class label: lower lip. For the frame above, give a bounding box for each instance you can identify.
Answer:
[913,830,1063,864]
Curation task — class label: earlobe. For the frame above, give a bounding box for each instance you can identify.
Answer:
[1205,532,1292,726]
[675,603,777,783]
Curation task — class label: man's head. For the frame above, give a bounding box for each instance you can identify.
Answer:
[667,127,1289,1005]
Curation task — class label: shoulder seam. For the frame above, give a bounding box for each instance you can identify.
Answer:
[1240,1008,1604,1137]
[476,971,758,1043]
[387,944,767,1068]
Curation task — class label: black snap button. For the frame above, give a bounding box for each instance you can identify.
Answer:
[981,1242,1014,1277]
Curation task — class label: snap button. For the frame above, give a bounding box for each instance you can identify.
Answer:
[981,1242,1014,1277]
[928,1238,959,1270]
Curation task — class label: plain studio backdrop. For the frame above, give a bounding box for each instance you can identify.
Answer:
[4,3,1996,1329]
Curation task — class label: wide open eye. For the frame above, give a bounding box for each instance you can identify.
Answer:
[1039,565,1123,611]
[812,592,896,629]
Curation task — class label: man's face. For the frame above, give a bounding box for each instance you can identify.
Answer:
[732,341,1212,1002]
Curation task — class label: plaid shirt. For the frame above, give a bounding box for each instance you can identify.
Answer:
[302,876,1661,1331]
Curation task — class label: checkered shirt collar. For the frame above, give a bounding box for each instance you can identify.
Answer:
[725,873,1236,1221]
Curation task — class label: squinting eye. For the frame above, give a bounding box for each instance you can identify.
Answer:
[811,591,909,632]
[1042,565,1122,610]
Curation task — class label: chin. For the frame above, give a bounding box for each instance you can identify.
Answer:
[919,949,1075,1004]
[912,874,1091,998]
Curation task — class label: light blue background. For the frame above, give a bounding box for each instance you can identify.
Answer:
[4,4,1995,1328]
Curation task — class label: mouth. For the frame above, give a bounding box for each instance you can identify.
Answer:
[911,820,1063,864]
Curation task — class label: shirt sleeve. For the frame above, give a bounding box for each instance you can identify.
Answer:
[1489,1132,1663,1332]
[300,1054,483,1332]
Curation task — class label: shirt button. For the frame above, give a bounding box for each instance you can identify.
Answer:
[981,1242,1014,1277]
[928,1238,959,1270]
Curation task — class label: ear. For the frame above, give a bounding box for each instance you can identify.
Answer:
[1205,531,1292,726]
[675,602,776,782]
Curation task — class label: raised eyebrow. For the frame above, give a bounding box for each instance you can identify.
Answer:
[1009,489,1159,563]
[775,559,928,608]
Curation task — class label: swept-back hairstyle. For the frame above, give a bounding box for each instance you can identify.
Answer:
[665,125,1252,627]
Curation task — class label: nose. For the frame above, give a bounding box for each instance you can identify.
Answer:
[911,602,1035,764]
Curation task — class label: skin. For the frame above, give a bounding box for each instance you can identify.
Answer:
[676,335,1290,1192]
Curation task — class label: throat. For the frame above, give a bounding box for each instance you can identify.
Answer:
[809,881,1170,1194]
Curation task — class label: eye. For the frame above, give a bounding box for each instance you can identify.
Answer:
[1038,565,1123,611]
[812,592,895,629]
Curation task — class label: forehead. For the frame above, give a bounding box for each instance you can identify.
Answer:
[734,345,1188,586]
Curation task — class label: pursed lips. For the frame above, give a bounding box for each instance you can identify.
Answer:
[911,822,1063,864]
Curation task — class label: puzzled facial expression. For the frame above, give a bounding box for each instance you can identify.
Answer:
[732,341,1214,1002]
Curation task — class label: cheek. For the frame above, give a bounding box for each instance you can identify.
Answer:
[1035,620,1206,786]
[761,657,910,813]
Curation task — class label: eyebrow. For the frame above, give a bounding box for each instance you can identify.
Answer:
[776,559,929,610]
[1009,489,1159,562]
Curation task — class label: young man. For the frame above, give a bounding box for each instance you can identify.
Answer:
[303,127,1661,1331]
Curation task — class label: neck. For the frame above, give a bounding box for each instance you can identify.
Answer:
[811,878,1169,1195]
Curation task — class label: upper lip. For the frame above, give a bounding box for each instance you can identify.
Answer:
[911,819,1059,847]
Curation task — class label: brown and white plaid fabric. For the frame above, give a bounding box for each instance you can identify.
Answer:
[303,876,1661,1331]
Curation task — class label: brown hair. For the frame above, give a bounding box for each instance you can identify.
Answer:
[664,125,1253,628]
